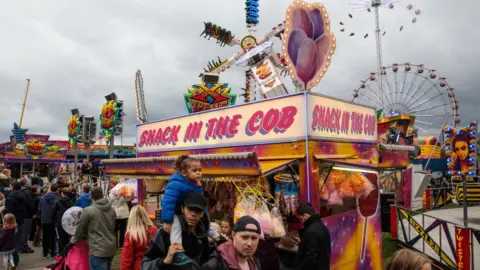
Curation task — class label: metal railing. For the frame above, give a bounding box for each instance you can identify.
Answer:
[71,168,111,197]
[395,205,474,269]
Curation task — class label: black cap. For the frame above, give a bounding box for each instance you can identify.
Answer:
[233,216,261,235]
[183,192,207,211]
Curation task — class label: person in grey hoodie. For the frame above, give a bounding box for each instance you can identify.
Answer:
[38,183,60,258]
[74,187,116,270]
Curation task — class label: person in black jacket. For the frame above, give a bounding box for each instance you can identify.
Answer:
[293,203,331,270]
[19,179,35,253]
[141,192,211,270]
[52,187,75,253]
[39,183,60,259]
[5,182,28,267]
[29,185,42,246]
[255,236,280,270]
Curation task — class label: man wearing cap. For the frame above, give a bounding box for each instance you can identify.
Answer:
[293,203,331,270]
[141,192,211,269]
[201,216,262,270]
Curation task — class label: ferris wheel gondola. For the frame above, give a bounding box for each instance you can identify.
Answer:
[352,63,460,133]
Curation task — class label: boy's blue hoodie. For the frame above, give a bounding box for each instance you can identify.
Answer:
[76,193,92,209]
[161,172,203,223]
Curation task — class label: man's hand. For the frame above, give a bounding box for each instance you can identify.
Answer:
[290,236,300,245]
[164,223,172,233]
[163,243,184,265]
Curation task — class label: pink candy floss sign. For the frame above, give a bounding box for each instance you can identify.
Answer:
[283,0,336,90]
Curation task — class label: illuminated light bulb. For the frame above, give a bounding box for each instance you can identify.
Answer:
[447,170,452,175]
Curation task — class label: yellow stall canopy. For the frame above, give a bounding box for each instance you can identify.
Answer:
[259,159,298,176]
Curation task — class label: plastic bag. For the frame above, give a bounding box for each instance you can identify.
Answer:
[270,207,286,238]
[234,197,254,222]
[252,202,274,235]
[327,191,343,205]
[251,215,265,240]
[110,179,137,198]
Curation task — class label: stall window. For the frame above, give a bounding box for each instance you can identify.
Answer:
[318,166,378,217]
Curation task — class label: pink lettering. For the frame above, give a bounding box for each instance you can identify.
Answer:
[260,109,280,135]
[246,111,263,136]
[138,125,182,147]
[215,116,230,138]
[277,106,297,132]
[184,121,203,143]
[139,130,148,147]
[227,114,242,138]
[205,118,218,140]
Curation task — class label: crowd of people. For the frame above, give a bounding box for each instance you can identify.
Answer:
[0,156,433,270]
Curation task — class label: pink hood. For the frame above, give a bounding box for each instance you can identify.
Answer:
[217,240,258,270]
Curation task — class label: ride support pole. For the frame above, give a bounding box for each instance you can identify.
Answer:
[109,135,115,159]
[463,175,468,227]
[390,205,397,239]
[425,189,431,211]
[73,143,78,181]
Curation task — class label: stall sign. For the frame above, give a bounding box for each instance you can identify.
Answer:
[308,95,377,142]
[455,226,470,270]
[250,58,288,98]
[137,95,305,153]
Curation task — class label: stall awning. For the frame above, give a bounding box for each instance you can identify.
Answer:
[314,154,378,169]
[103,152,260,176]
[102,152,256,164]
[109,174,171,180]
[259,159,297,175]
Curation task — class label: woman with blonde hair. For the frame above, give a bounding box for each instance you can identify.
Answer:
[120,206,158,270]
[386,249,432,270]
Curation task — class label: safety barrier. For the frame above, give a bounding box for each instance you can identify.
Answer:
[392,205,475,270]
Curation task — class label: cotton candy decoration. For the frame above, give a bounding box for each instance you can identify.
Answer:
[270,207,286,238]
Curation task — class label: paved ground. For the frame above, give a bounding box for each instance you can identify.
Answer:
[19,242,121,270]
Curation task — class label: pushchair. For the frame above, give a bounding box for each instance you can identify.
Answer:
[44,240,89,270]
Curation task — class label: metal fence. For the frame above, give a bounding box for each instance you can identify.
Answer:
[395,205,476,270]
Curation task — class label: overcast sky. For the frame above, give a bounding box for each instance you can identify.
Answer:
[0,0,477,145]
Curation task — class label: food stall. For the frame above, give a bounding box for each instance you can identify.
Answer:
[101,92,414,269]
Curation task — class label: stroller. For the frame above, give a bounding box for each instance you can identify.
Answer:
[44,240,89,270]
[44,242,74,270]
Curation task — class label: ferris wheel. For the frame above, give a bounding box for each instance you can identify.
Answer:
[352,63,460,133]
